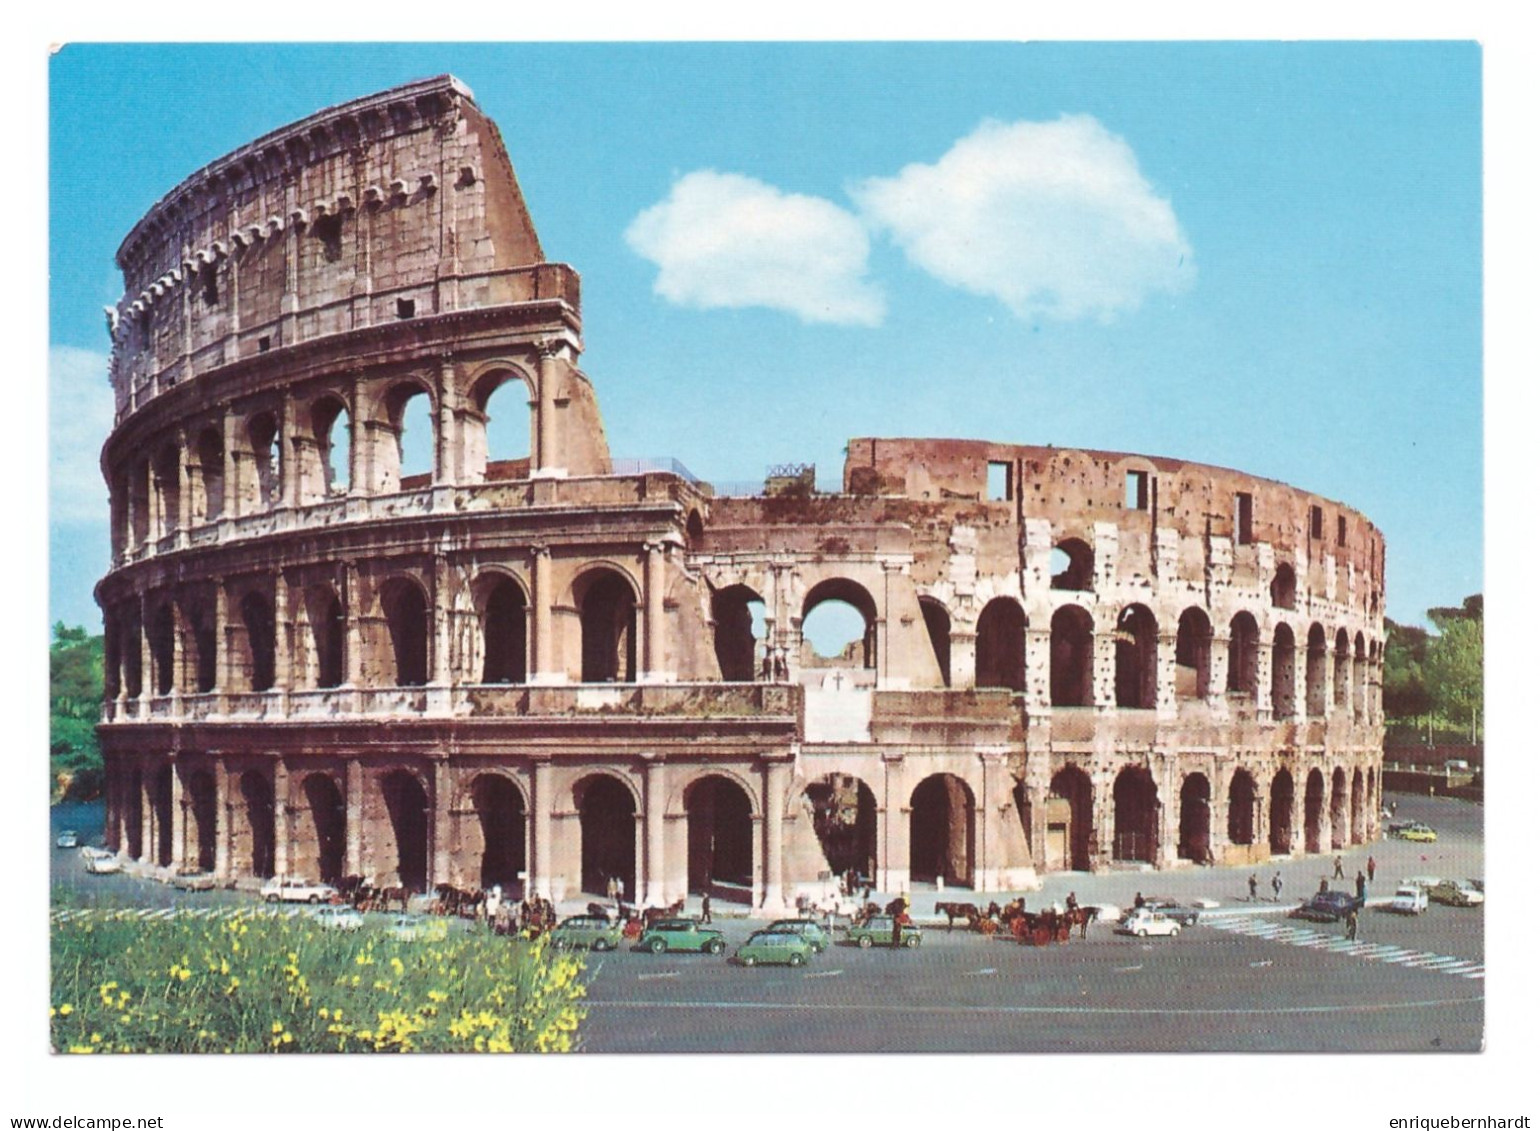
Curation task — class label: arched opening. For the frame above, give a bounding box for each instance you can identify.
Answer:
[1367,768,1377,826]
[121,606,143,698]
[1228,612,1260,697]
[470,775,526,890]
[577,570,637,683]
[1115,604,1158,709]
[711,584,765,682]
[307,588,345,689]
[125,767,143,859]
[1227,769,1258,846]
[184,769,217,873]
[975,597,1026,691]
[480,576,528,684]
[381,580,429,687]
[1329,767,1348,850]
[685,510,706,551]
[804,773,877,882]
[801,579,877,670]
[1047,766,1094,871]
[391,385,435,488]
[1175,607,1212,700]
[195,427,224,523]
[1178,773,1211,863]
[300,774,346,885]
[247,413,280,509]
[1050,605,1095,706]
[478,371,533,473]
[150,764,173,867]
[1112,766,1159,863]
[910,774,975,888]
[1304,768,1325,855]
[380,770,430,893]
[188,604,216,693]
[1050,538,1095,591]
[1272,624,1296,719]
[1353,633,1367,722]
[1306,623,1328,717]
[148,603,176,695]
[239,592,276,692]
[312,397,350,498]
[1351,768,1365,845]
[1270,563,1296,610]
[1334,628,1352,715]
[685,775,755,899]
[238,771,275,879]
[1269,769,1294,855]
[577,775,636,899]
[152,442,181,537]
[918,597,952,687]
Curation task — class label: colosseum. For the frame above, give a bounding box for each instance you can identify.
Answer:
[95,75,1386,910]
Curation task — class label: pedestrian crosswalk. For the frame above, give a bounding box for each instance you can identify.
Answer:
[1202,914,1484,980]
[51,906,304,924]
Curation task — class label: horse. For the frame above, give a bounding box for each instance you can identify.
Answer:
[934,901,981,933]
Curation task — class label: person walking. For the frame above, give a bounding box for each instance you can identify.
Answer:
[700,892,712,925]
[1355,870,1367,905]
[1271,872,1283,902]
[1248,874,1258,902]
[1366,856,1377,884]
[1333,855,1345,880]
[891,914,904,949]
[1345,907,1360,942]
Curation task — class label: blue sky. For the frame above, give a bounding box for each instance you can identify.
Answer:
[48,42,1482,632]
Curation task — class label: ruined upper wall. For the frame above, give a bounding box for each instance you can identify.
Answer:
[107,75,574,417]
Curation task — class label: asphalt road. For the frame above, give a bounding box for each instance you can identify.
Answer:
[49,792,1484,1053]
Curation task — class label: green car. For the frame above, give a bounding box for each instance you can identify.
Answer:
[735,930,815,967]
[549,915,624,951]
[843,915,922,949]
[766,918,832,954]
[636,918,727,955]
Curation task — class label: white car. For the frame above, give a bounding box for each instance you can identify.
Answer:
[1401,876,1442,893]
[1429,880,1484,907]
[260,877,339,904]
[1387,885,1428,914]
[312,905,365,931]
[56,830,80,849]
[80,847,121,874]
[1114,909,1182,938]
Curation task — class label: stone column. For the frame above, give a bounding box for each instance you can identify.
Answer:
[170,765,185,870]
[642,755,667,905]
[138,592,153,705]
[222,410,242,520]
[1092,623,1117,710]
[643,542,666,682]
[432,760,451,887]
[431,554,451,685]
[1208,633,1231,716]
[174,428,190,543]
[531,759,553,897]
[347,373,367,498]
[138,763,153,863]
[345,760,363,879]
[273,761,290,879]
[344,562,364,687]
[213,757,230,881]
[880,751,906,892]
[1156,631,1178,717]
[535,340,560,474]
[531,547,555,683]
[1256,631,1274,721]
[273,571,291,692]
[212,578,228,694]
[762,757,790,910]
[950,629,977,691]
[1024,627,1051,713]
[279,390,298,509]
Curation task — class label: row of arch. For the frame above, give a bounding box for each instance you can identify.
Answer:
[111,365,536,555]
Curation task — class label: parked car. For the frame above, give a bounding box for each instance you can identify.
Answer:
[1464,878,1485,893]
[1288,891,1362,922]
[636,918,727,955]
[1389,821,1437,843]
[1387,885,1428,915]
[549,915,625,951]
[387,914,447,942]
[765,918,832,953]
[312,905,365,931]
[55,830,79,849]
[1114,909,1183,938]
[843,915,922,949]
[1139,898,1200,926]
[1401,876,1443,892]
[260,877,339,904]
[734,930,816,967]
[1428,880,1484,907]
[172,870,217,891]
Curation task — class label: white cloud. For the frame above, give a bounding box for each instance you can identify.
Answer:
[853,115,1194,321]
[625,170,885,326]
[50,346,115,524]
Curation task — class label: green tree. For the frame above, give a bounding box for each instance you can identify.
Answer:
[1425,598,1483,740]
[50,622,104,801]
[1381,617,1432,721]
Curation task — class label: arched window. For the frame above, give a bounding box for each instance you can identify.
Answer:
[801,579,878,670]
[311,397,350,498]
[1050,605,1094,707]
[578,570,637,683]
[975,597,1026,691]
[239,592,276,691]
[1227,769,1257,846]
[1175,607,1212,700]
[1227,611,1259,696]
[247,414,280,509]
[481,576,528,684]
[1114,604,1157,709]
[1050,538,1095,591]
[1333,628,1352,716]
[152,442,181,538]
[1270,564,1296,610]
[472,371,532,481]
[195,428,224,522]
[377,382,435,494]
[1305,623,1328,717]
[1272,623,1296,719]
[381,580,429,686]
[307,587,345,689]
[711,584,764,682]
[148,603,176,695]
[918,597,952,688]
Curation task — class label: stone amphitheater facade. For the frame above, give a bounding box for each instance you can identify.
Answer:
[96,76,1386,908]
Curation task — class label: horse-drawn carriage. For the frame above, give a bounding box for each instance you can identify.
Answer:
[934,898,1097,944]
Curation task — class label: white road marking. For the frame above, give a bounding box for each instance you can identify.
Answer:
[637,971,679,981]
[1114,965,1143,973]
[964,968,996,976]
[1249,960,1273,968]
[804,970,844,978]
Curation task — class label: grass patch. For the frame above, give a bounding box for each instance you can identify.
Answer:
[50,911,588,1053]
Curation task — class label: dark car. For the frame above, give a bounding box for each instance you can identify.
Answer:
[1288,891,1363,923]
